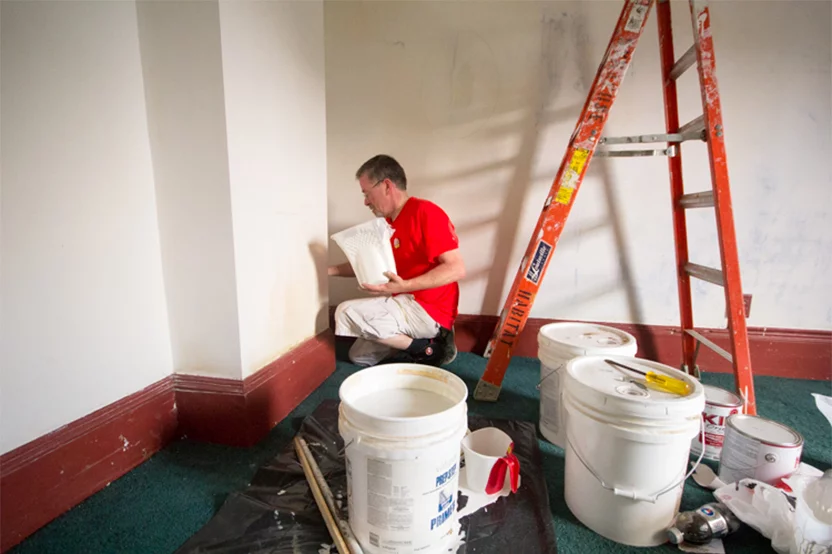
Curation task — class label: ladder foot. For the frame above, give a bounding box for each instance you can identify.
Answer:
[473,380,502,402]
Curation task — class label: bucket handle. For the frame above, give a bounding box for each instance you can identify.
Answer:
[536,362,565,390]
[338,438,357,457]
[566,419,706,504]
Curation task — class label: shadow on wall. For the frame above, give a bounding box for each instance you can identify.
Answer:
[325,4,657,358]
[410,8,658,357]
[309,241,330,333]
[571,4,659,359]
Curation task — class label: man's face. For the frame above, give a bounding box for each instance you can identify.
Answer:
[359,174,388,217]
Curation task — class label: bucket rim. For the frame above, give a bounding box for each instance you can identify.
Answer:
[702,384,743,408]
[537,321,637,353]
[564,386,703,431]
[726,413,804,448]
[338,363,468,424]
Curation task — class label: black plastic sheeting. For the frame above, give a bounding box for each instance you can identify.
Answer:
[176,400,557,554]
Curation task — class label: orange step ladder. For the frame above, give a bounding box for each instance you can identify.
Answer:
[474,0,757,415]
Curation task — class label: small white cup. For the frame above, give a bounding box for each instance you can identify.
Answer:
[461,427,520,495]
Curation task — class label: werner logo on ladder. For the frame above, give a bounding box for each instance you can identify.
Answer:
[474,0,758,416]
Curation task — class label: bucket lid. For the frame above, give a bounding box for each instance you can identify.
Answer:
[726,414,804,447]
[538,322,637,356]
[565,355,704,420]
[703,385,743,408]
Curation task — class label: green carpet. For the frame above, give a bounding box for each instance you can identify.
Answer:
[12,352,832,554]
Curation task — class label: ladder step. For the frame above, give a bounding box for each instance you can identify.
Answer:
[684,262,724,286]
[669,44,697,81]
[600,133,684,145]
[595,145,677,158]
[600,131,705,145]
[679,190,714,209]
[686,329,733,363]
[679,115,706,136]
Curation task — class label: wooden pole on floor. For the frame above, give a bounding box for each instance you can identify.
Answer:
[293,436,355,554]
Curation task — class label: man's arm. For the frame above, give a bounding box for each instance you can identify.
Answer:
[328,262,355,277]
[362,249,465,294]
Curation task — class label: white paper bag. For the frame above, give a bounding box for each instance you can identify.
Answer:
[331,218,397,286]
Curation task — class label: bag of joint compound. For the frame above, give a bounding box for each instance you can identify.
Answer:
[331,218,397,286]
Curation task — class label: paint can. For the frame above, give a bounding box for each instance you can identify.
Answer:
[690,385,744,461]
[718,414,804,486]
[563,355,705,547]
[537,322,637,448]
[338,364,468,554]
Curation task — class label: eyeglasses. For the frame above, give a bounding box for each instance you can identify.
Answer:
[362,179,384,198]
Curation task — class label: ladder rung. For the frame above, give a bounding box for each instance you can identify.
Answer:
[679,190,714,209]
[686,329,733,363]
[600,133,685,145]
[595,145,677,158]
[684,262,724,286]
[669,44,697,81]
[679,115,706,136]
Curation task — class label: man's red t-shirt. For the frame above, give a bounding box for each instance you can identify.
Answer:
[387,197,459,330]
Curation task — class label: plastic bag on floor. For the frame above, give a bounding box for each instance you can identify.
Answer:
[714,479,794,553]
[175,399,557,554]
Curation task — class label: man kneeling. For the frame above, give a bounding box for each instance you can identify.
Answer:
[329,155,464,367]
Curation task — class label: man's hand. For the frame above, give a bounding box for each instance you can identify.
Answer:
[361,272,411,295]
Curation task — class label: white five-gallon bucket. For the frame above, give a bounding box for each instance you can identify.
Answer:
[563,355,705,547]
[537,322,637,448]
[338,364,468,554]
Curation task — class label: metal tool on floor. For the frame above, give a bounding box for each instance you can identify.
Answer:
[474,0,758,416]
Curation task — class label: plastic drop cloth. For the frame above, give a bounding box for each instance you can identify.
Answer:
[175,399,557,553]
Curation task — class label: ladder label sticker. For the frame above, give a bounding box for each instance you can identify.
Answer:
[562,170,578,190]
[555,186,574,205]
[569,149,590,174]
[525,241,552,284]
[625,4,648,33]
[555,148,591,204]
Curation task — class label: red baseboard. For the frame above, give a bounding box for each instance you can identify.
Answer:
[0,329,337,551]
[175,329,336,447]
[0,377,178,552]
[453,315,832,381]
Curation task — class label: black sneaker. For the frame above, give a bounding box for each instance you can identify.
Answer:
[437,326,457,365]
[406,337,444,367]
[377,337,443,367]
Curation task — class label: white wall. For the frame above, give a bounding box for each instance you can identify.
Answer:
[137,1,243,379]
[219,1,329,378]
[0,0,329,453]
[325,0,832,331]
[1,1,174,454]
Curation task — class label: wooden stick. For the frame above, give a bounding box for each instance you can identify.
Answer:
[294,436,352,554]
[296,438,364,554]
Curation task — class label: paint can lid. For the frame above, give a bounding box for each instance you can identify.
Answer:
[726,414,804,447]
[564,355,705,420]
[538,322,637,357]
[703,385,744,408]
